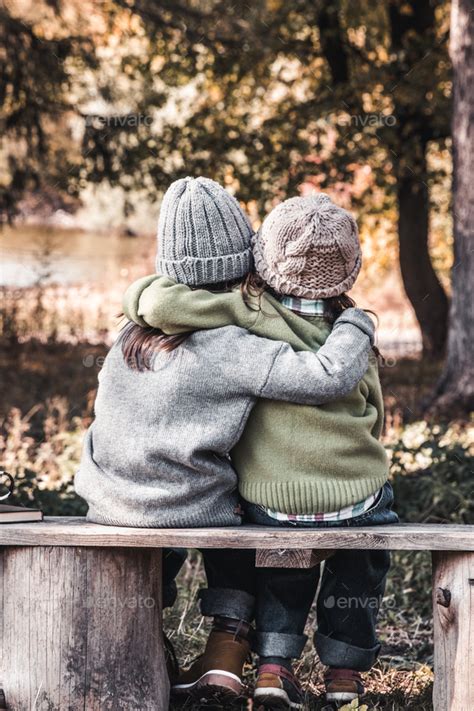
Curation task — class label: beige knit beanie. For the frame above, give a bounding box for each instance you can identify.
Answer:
[252,193,362,299]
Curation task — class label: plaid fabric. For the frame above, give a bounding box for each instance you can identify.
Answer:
[264,488,381,522]
[269,293,381,522]
[278,295,326,316]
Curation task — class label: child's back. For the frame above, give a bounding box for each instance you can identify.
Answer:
[232,292,387,513]
[76,315,375,527]
[124,280,388,514]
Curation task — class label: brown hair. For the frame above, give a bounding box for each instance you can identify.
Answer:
[120,323,188,371]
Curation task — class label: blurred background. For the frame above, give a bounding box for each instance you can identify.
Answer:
[0,1,472,708]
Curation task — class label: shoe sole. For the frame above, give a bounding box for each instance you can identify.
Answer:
[326,691,359,707]
[254,687,303,709]
[172,670,244,704]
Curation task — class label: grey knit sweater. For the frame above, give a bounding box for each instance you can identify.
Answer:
[75,309,374,527]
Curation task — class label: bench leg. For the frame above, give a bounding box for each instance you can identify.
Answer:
[0,546,169,711]
[432,550,474,711]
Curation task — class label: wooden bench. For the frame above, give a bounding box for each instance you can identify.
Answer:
[0,519,473,710]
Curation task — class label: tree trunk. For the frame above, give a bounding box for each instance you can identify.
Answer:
[397,167,449,358]
[431,0,474,412]
[388,0,450,358]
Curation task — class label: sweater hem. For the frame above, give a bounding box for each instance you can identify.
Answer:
[85,505,242,529]
[239,475,389,515]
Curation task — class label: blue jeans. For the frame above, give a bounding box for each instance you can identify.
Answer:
[200,482,398,670]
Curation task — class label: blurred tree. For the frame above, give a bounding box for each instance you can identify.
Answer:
[0,0,454,359]
[387,0,450,358]
[82,0,452,357]
[431,0,473,413]
[0,4,96,223]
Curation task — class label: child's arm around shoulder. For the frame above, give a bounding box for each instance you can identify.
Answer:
[251,308,375,405]
[122,275,254,334]
[123,276,375,405]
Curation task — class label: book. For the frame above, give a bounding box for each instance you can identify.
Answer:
[0,503,43,523]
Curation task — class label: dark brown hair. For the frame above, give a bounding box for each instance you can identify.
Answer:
[120,323,188,371]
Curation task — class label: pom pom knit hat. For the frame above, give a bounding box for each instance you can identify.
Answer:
[156,176,254,285]
[252,193,362,299]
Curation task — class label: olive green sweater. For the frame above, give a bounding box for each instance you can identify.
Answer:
[123,276,389,513]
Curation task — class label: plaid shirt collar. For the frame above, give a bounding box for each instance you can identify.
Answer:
[277,294,326,316]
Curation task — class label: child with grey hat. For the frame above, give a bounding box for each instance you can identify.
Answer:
[87,178,395,708]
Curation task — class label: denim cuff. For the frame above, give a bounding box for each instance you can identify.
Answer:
[254,631,308,659]
[198,588,255,623]
[314,630,381,671]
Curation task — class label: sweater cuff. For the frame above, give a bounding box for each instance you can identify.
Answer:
[333,308,375,345]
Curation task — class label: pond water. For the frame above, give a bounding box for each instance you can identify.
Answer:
[0,226,156,287]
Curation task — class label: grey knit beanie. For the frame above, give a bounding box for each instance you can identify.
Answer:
[253,193,362,299]
[156,177,254,285]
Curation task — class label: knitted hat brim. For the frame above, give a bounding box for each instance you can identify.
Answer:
[157,247,253,286]
[252,234,362,299]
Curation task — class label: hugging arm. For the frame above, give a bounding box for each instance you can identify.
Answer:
[257,309,375,405]
[124,276,376,405]
[123,275,251,334]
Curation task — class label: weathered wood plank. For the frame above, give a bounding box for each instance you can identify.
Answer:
[0,519,473,550]
[256,548,334,568]
[1,546,168,711]
[432,551,474,711]
[257,548,316,568]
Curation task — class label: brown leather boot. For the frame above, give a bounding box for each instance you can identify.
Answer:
[324,667,364,705]
[254,664,303,709]
[171,623,251,702]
